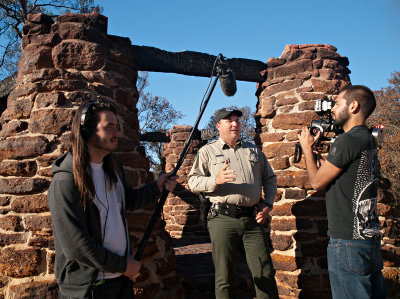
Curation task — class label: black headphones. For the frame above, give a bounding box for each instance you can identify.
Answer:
[80,102,95,140]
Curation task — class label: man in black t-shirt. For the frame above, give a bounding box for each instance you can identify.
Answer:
[298,85,386,299]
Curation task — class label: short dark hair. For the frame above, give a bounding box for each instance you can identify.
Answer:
[341,85,376,118]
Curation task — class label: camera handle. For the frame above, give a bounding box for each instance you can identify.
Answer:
[293,142,302,163]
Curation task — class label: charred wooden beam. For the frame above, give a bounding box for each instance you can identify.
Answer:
[132,46,266,83]
[140,129,218,143]
[140,131,170,143]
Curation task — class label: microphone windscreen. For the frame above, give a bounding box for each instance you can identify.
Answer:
[219,69,237,97]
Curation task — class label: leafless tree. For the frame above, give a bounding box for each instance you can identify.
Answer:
[137,71,184,175]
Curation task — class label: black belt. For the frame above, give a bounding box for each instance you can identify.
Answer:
[210,202,256,218]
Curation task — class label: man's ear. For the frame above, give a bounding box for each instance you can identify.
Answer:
[349,101,360,113]
[216,122,220,130]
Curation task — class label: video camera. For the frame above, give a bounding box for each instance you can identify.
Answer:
[293,99,384,163]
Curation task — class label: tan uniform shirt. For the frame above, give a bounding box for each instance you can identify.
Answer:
[188,138,277,207]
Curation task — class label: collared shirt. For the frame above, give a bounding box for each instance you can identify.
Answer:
[188,138,277,207]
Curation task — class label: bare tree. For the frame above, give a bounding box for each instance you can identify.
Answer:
[369,71,400,203]
[137,71,184,175]
[204,105,256,143]
[0,0,101,79]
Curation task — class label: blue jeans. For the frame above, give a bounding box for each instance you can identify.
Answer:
[327,238,386,299]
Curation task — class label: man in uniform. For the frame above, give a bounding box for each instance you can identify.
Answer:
[188,108,279,299]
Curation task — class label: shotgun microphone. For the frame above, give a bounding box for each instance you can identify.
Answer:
[216,54,237,97]
[219,67,237,97]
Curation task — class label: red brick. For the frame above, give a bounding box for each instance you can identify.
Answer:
[271,232,293,251]
[0,215,23,231]
[285,189,307,199]
[272,111,318,130]
[0,247,41,278]
[273,59,313,78]
[52,40,106,71]
[35,92,68,108]
[5,95,34,119]
[0,120,29,138]
[262,142,296,159]
[275,170,311,189]
[28,231,54,249]
[262,79,303,97]
[0,177,50,194]
[0,160,37,176]
[7,280,58,298]
[310,78,349,94]
[0,232,25,246]
[259,95,276,118]
[0,136,50,161]
[47,251,55,274]
[270,157,290,170]
[24,214,52,231]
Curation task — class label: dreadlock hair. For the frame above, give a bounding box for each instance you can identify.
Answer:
[341,85,377,118]
[70,100,120,206]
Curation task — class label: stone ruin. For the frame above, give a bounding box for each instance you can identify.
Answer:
[0,11,399,299]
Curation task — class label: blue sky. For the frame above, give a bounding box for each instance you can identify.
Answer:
[97,0,400,128]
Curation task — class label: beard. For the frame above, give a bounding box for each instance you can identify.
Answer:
[333,109,350,127]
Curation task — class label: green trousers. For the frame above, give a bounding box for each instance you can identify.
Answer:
[207,214,279,299]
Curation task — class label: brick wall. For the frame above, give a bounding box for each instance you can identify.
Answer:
[0,13,182,299]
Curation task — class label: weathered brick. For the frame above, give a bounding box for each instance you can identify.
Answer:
[266,57,285,67]
[29,108,74,135]
[271,232,293,251]
[262,79,303,97]
[275,170,311,189]
[36,92,68,108]
[271,217,313,231]
[0,196,11,207]
[0,247,41,278]
[273,59,313,78]
[310,78,349,94]
[0,120,29,138]
[0,215,23,231]
[24,214,52,231]
[270,157,290,170]
[272,111,318,130]
[5,95,34,119]
[285,189,307,199]
[52,40,106,71]
[28,231,54,249]
[0,232,25,246]
[377,203,400,217]
[47,251,55,274]
[0,136,50,161]
[262,142,296,159]
[0,160,37,176]
[271,253,303,271]
[258,132,285,143]
[7,280,58,298]
[18,45,54,74]
[0,177,50,194]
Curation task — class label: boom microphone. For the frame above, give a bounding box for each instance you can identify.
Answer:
[218,67,237,97]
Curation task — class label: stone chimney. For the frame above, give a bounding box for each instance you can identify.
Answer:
[0,13,182,298]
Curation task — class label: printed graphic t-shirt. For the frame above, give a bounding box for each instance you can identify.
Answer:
[326,125,380,240]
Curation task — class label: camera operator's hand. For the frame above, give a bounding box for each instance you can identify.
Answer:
[298,127,321,153]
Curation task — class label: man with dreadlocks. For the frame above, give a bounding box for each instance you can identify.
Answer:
[47,101,178,298]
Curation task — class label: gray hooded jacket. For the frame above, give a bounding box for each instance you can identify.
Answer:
[47,152,160,297]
